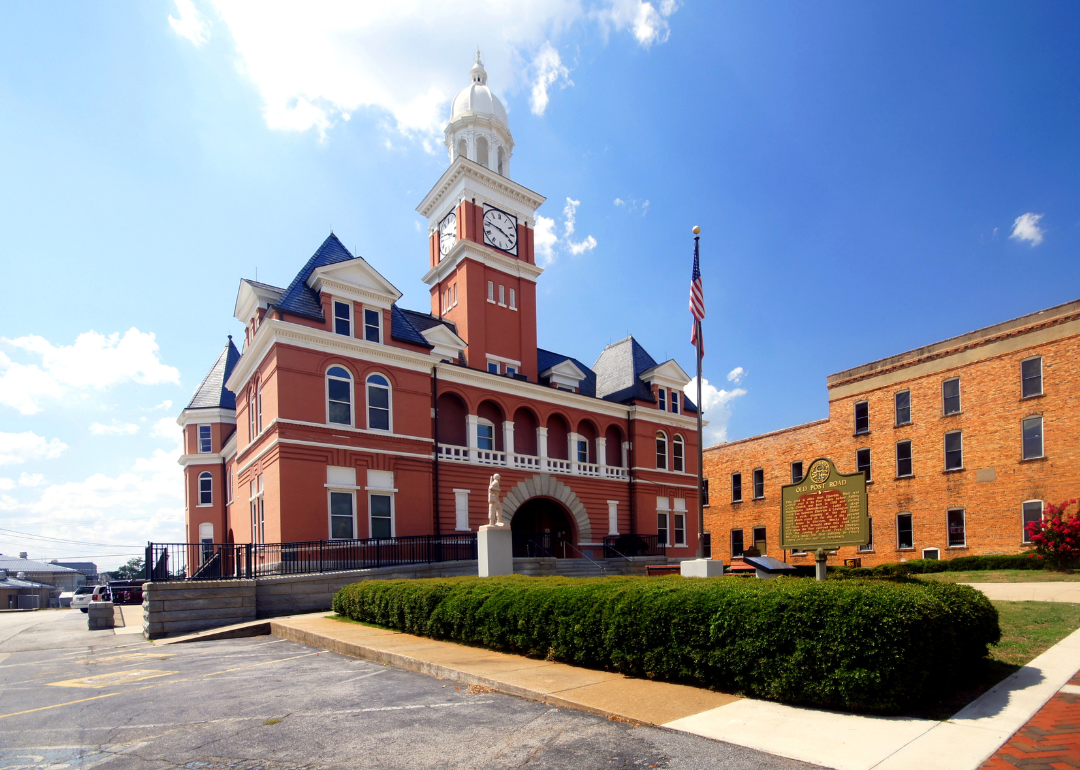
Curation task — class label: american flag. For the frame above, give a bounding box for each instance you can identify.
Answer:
[689,239,705,354]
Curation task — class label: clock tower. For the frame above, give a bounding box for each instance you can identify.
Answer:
[417,52,546,381]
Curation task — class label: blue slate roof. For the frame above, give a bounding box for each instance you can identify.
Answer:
[390,306,434,348]
[275,233,357,321]
[537,349,597,398]
[591,337,697,412]
[187,337,241,410]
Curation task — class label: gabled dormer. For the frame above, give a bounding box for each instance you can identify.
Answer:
[234,280,283,349]
[420,323,468,363]
[540,358,588,392]
[640,360,692,415]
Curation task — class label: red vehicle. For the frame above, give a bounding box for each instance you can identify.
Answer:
[107,580,145,605]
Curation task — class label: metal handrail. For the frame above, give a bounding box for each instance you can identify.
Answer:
[561,542,607,576]
[601,542,633,563]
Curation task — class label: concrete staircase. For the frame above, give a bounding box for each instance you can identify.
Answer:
[554,559,609,578]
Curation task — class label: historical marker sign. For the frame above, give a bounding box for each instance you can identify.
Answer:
[779,457,869,551]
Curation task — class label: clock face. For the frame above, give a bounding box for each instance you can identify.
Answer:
[483,208,518,254]
[439,211,457,257]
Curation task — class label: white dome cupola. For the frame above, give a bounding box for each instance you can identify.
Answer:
[445,50,513,177]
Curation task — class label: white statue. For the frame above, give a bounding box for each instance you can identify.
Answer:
[488,474,505,526]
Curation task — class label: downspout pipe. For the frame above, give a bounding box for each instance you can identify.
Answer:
[432,363,441,537]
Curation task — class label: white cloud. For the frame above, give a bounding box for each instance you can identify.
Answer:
[563,198,598,256]
[594,0,679,48]
[151,417,180,440]
[726,367,745,385]
[530,42,573,116]
[0,328,180,415]
[685,376,747,446]
[1010,213,1045,247]
[90,422,141,436]
[613,196,649,216]
[18,472,45,487]
[0,431,68,466]
[181,1,678,142]
[151,400,174,411]
[535,199,598,265]
[169,0,210,47]
[614,198,625,206]
[535,215,558,266]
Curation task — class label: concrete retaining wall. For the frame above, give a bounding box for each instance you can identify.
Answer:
[87,601,115,630]
[143,556,672,639]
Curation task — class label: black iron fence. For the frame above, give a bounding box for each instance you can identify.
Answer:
[146,534,478,582]
[602,534,666,558]
[512,531,556,558]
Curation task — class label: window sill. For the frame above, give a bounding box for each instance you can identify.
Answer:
[731,500,743,505]
[943,467,965,474]
[897,547,915,552]
[853,431,870,438]
[1020,455,1047,463]
[895,474,915,480]
[196,503,213,508]
[894,422,912,429]
[498,302,507,307]
[947,545,968,550]
[942,411,963,418]
[752,496,765,501]
[487,299,497,305]
[1021,393,1045,401]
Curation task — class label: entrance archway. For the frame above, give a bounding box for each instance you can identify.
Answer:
[511,497,576,558]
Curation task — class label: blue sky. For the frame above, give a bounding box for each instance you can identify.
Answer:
[1,1,1078,568]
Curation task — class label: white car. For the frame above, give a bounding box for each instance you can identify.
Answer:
[70,585,110,612]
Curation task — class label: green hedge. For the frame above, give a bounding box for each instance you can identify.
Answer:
[333,575,1000,713]
[834,553,1042,579]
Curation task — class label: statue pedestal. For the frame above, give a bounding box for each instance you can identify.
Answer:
[478,525,513,577]
[679,558,725,578]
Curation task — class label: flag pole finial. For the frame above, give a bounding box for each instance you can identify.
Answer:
[692,225,700,235]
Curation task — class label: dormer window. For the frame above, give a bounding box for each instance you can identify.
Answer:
[658,388,667,411]
[333,301,352,337]
[487,361,500,374]
[364,308,381,343]
[671,392,679,414]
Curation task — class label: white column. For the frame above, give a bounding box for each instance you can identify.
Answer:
[621,441,630,469]
[503,421,515,466]
[607,500,619,535]
[537,427,549,472]
[597,437,608,469]
[466,415,479,463]
[569,432,580,475]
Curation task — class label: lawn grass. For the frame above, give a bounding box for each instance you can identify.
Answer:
[916,569,1080,584]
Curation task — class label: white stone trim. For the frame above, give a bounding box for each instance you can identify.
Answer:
[177,409,237,428]
[422,239,543,287]
[416,156,545,220]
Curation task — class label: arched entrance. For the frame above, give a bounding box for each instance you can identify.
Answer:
[511,497,576,558]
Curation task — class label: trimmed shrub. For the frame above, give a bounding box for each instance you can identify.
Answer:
[333,575,1000,714]
[832,553,1044,579]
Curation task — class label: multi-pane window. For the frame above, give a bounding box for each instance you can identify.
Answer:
[487,281,494,301]
[657,498,669,546]
[791,461,803,483]
[577,439,588,463]
[509,288,516,309]
[730,529,744,558]
[333,301,352,336]
[1021,357,1043,398]
[329,491,355,539]
[249,386,257,441]
[498,285,505,305]
[752,468,764,499]
[506,366,517,376]
[673,500,686,546]
[364,309,381,343]
[1022,500,1043,543]
[1022,416,1043,460]
[947,509,966,547]
[487,361,499,374]
[477,422,494,451]
[672,435,685,473]
[895,390,911,426]
[854,401,869,434]
[752,526,766,555]
[923,548,940,560]
[731,473,743,503]
[658,388,667,411]
[327,366,352,425]
[671,392,679,414]
[858,517,874,552]
[656,432,668,470]
[942,378,961,415]
[370,494,393,538]
[897,512,913,549]
[198,472,212,505]
[944,431,963,470]
[256,383,263,433]
[198,425,212,453]
[856,448,871,482]
[896,440,913,477]
[366,374,391,431]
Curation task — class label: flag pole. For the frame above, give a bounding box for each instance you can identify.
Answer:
[693,227,705,559]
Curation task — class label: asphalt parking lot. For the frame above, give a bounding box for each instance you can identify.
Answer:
[0,611,821,770]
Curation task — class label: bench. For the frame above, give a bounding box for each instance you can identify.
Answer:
[645,565,682,576]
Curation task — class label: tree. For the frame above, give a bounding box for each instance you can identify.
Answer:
[1025,499,1080,571]
[114,557,145,580]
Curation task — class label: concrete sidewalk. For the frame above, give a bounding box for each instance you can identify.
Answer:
[269,613,1080,770]
[962,581,1080,603]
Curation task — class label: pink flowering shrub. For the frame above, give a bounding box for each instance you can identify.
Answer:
[1025,499,1080,571]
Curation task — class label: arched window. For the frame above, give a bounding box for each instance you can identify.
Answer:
[367,374,391,431]
[656,431,668,470]
[198,472,213,506]
[476,136,490,169]
[497,146,506,175]
[456,138,467,159]
[327,366,352,426]
[673,435,685,473]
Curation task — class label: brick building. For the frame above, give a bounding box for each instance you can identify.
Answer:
[703,299,1080,567]
[177,55,701,561]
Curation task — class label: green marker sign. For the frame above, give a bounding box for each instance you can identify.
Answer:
[779,457,869,552]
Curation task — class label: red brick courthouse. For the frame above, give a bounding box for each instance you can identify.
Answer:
[177,55,701,562]
[704,299,1080,568]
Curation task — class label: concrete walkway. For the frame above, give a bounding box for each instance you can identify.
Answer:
[961,582,1080,603]
[268,614,1080,770]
